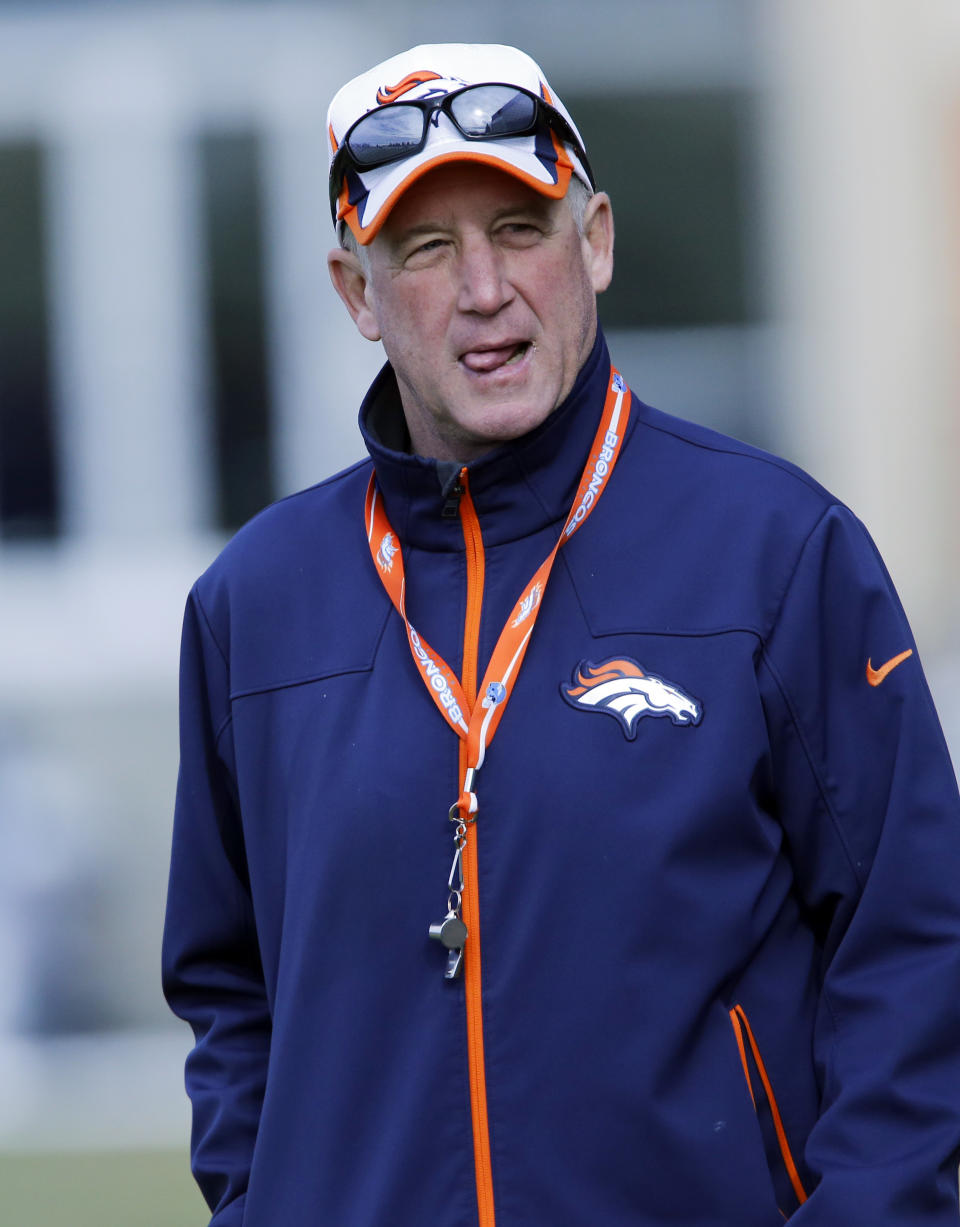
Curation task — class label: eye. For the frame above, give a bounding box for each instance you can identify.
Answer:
[497,221,543,245]
[416,237,448,253]
[401,236,450,267]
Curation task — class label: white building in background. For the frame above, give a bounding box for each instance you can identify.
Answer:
[0,0,956,1146]
[756,0,960,658]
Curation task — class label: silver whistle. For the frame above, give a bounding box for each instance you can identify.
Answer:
[428,912,468,950]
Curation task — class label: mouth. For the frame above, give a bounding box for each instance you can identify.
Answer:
[458,340,533,375]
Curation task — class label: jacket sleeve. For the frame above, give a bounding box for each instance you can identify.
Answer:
[162,584,271,1226]
[759,502,960,1222]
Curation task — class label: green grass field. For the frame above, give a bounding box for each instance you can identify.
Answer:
[0,1150,208,1227]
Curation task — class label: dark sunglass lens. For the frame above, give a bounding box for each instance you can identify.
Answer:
[450,86,537,138]
[348,106,426,167]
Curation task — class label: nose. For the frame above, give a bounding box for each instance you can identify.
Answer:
[456,236,514,316]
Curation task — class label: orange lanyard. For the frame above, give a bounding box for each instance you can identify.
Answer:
[365,366,631,818]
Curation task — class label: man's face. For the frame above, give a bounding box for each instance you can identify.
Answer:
[332,163,613,462]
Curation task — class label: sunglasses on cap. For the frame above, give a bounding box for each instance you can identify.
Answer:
[329,82,596,223]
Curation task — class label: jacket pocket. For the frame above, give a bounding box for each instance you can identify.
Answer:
[730,1003,809,1218]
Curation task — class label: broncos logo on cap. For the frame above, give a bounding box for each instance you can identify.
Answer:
[376,70,444,105]
[561,657,702,739]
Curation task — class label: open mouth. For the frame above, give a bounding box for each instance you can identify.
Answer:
[459,341,532,374]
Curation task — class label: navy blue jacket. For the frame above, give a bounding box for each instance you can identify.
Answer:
[163,331,960,1225]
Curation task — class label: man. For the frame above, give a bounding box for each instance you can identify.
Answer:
[162,43,960,1226]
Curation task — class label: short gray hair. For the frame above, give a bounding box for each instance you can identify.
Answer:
[337,177,594,270]
[564,177,592,235]
[339,223,370,273]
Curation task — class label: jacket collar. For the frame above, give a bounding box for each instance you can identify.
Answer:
[359,328,617,551]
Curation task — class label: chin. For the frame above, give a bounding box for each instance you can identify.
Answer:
[456,400,555,453]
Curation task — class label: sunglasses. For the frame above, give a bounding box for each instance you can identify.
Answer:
[329,82,596,222]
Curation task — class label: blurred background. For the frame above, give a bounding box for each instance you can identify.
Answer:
[0,0,957,1222]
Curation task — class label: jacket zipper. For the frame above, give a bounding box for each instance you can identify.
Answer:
[730,1004,808,1213]
[457,470,497,1227]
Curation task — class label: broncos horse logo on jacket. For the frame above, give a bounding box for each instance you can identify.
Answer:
[561,657,702,739]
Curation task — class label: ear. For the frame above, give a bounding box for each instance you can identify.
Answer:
[580,191,614,295]
[327,247,382,342]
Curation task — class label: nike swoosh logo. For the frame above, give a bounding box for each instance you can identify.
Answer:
[866,649,913,687]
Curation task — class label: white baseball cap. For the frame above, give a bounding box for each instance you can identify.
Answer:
[327,43,595,245]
